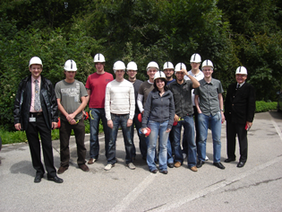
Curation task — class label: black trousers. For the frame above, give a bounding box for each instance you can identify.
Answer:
[226,121,248,162]
[59,119,86,167]
[26,114,56,177]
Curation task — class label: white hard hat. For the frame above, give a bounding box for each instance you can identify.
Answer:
[113,60,126,73]
[29,56,43,67]
[93,53,105,63]
[236,66,248,75]
[154,71,166,81]
[190,53,202,63]
[146,61,159,71]
[126,61,138,71]
[175,63,187,72]
[64,59,77,71]
[163,62,174,70]
[201,60,214,69]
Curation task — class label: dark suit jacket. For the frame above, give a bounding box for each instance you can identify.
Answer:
[224,82,255,124]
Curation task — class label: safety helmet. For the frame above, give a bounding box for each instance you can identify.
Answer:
[163,61,174,70]
[29,56,43,68]
[174,63,187,72]
[93,53,105,63]
[201,60,214,69]
[146,61,159,71]
[113,60,126,73]
[190,53,202,63]
[154,71,166,81]
[64,59,77,71]
[235,66,248,75]
[126,61,138,71]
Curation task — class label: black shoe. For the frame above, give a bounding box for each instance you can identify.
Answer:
[150,169,158,174]
[168,163,174,168]
[213,162,225,169]
[160,170,168,174]
[47,175,63,183]
[196,160,205,168]
[34,174,44,183]
[237,161,245,168]
[224,158,235,163]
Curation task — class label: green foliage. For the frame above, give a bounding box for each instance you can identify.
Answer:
[255,101,277,113]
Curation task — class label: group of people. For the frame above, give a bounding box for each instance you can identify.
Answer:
[13,52,255,183]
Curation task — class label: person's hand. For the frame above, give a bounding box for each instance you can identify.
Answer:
[52,122,58,129]
[174,114,179,122]
[15,123,21,131]
[166,128,171,133]
[221,112,225,124]
[127,119,133,127]
[69,119,77,125]
[107,120,113,129]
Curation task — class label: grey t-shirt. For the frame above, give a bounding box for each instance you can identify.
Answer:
[55,79,88,120]
[194,78,223,116]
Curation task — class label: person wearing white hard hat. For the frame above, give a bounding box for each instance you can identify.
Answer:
[141,71,175,174]
[126,61,147,160]
[86,53,113,165]
[194,60,225,170]
[14,56,63,183]
[104,61,135,171]
[55,60,89,174]
[167,62,200,172]
[182,53,206,161]
[224,66,255,168]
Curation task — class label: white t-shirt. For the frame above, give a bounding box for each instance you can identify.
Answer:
[184,70,204,106]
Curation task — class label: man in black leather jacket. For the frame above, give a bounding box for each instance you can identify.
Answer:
[14,56,63,183]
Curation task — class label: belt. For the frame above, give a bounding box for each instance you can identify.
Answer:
[30,112,43,116]
[111,113,128,116]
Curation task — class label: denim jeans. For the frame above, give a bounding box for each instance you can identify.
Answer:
[172,115,196,168]
[167,137,173,164]
[107,114,133,164]
[197,112,222,163]
[89,108,110,159]
[130,113,147,159]
[147,120,169,171]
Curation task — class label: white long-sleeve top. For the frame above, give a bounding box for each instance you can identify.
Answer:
[105,79,135,121]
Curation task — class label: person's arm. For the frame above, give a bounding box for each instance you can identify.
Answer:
[195,94,202,114]
[137,93,144,113]
[183,69,200,88]
[104,84,113,129]
[14,81,23,131]
[49,81,58,129]
[127,85,135,127]
[218,93,225,123]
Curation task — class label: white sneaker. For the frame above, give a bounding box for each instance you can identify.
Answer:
[104,164,113,171]
[205,156,209,161]
[182,153,187,160]
[127,162,136,170]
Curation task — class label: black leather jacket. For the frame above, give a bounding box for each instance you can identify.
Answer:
[13,75,58,131]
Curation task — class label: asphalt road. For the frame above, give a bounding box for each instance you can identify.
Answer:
[0,111,281,212]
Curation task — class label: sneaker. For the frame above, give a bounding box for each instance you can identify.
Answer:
[182,153,187,159]
[88,158,96,164]
[174,161,181,168]
[127,162,136,170]
[205,156,209,161]
[79,164,89,172]
[104,163,114,171]
[190,166,198,172]
[58,166,68,174]
[168,163,174,168]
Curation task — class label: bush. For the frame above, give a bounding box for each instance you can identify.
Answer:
[255,101,277,113]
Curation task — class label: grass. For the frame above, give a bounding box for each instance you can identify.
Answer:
[0,101,278,145]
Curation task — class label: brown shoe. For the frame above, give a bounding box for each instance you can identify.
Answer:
[58,166,68,174]
[174,161,181,168]
[190,166,198,172]
[79,164,89,172]
[87,158,96,164]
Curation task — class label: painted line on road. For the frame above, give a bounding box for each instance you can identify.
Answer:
[109,174,157,212]
[271,118,282,141]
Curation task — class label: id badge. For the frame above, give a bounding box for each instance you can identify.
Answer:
[29,117,36,122]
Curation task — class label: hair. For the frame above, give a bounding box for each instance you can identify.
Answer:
[153,78,168,92]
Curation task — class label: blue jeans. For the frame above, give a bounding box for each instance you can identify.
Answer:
[197,112,222,163]
[147,120,169,171]
[89,108,110,159]
[107,114,133,164]
[172,115,196,168]
[130,113,147,159]
[167,137,173,164]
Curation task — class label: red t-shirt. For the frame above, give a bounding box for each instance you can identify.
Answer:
[85,72,113,108]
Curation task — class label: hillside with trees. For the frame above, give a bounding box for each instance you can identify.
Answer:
[0,0,281,130]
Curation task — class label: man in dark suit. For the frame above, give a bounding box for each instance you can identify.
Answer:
[14,56,63,183]
[224,66,255,168]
